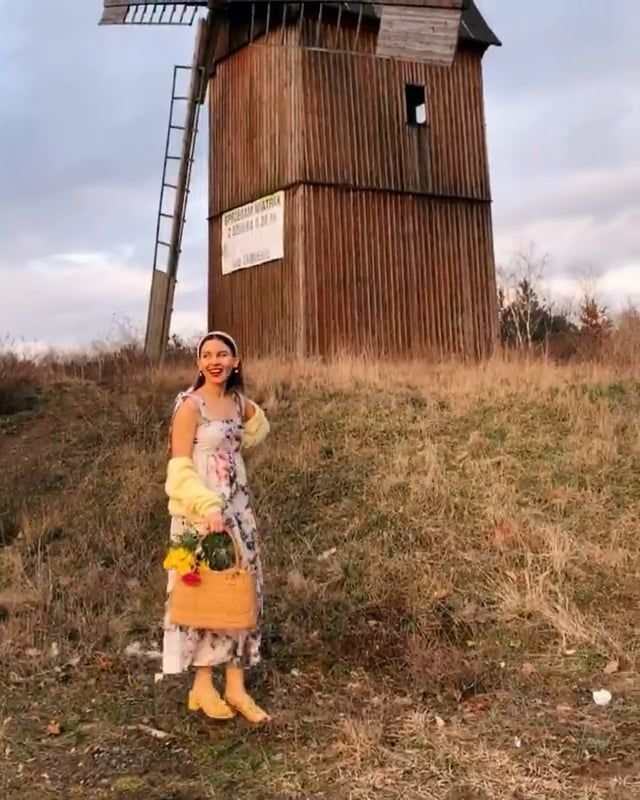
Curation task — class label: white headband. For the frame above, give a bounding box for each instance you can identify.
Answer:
[197,330,239,356]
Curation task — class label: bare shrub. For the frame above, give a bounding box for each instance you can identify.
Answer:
[0,351,41,415]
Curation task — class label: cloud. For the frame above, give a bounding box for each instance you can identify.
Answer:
[0,0,213,347]
[479,0,640,305]
[0,0,208,346]
[492,160,640,290]
[1,253,147,342]
[0,246,208,343]
[544,264,640,316]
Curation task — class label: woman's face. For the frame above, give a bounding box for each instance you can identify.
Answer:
[197,338,239,387]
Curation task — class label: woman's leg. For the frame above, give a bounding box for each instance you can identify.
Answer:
[224,666,270,724]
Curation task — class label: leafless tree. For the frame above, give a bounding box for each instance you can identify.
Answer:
[497,244,555,349]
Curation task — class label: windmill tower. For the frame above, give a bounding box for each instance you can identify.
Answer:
[100,1,500,360]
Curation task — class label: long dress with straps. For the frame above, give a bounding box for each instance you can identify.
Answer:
[162,392,263,674]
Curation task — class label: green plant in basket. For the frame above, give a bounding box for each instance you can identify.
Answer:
[200,532,236,571]
[163,527,236,585]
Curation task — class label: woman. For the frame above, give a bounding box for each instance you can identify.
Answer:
[162,331,270,724]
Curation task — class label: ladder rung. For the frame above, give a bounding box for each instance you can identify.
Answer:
[160,212,173,219]
[173,95,189,101]
[158,240,171,248]
[170,124,186,131]
[166,155,181,160]
[164,182,178,189]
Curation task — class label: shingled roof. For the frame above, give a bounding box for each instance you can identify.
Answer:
[460,1,501,49]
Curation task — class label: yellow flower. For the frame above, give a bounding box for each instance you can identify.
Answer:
[163,547,196,576]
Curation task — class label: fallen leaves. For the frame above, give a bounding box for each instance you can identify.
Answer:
[462,697,487,714]
[94,653,118,671]
[45,720,62,736]
[603,659,619,675]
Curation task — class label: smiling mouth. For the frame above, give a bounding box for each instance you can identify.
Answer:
[207,368,223,377]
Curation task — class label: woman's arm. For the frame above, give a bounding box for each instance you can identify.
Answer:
[171,396,199,457]
[165,397,225,530]
[244,400,256,422]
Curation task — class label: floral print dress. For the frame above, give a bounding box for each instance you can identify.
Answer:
[162,392,263,674]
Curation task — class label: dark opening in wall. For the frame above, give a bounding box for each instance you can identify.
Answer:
[405,84,427,126]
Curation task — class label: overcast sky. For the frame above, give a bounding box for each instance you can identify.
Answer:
[1,1,638,350]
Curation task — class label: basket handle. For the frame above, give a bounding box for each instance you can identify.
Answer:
[223,529,242,571]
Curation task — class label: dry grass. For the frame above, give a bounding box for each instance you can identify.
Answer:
[0,352,639,799]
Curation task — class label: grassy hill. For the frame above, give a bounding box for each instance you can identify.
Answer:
[0,353,639,799]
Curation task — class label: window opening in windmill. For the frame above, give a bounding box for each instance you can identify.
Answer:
[405,84,427,126]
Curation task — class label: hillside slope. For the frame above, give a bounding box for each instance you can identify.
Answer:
[0,358,639,799]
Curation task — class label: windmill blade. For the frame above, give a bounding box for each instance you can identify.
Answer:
[100,1,208,25]
[100,1,467,26]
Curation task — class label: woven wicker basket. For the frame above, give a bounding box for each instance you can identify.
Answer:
[168,534,257,631]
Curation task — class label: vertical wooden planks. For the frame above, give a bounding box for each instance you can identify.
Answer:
[207,15,498,359]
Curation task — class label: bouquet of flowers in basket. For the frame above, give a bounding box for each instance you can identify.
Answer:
[163,528,236,586]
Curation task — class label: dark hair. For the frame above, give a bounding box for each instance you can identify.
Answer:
[191,332,245,395]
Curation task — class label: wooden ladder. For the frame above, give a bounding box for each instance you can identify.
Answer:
[144,62,205,362]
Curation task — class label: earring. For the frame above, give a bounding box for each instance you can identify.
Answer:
[199,371,204,378]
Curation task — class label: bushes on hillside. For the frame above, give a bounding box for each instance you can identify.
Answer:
[0,352,40,415]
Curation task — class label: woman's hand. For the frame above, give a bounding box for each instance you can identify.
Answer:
[203,508,226,533]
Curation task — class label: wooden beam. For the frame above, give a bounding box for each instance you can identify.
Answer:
[144,269,176,361]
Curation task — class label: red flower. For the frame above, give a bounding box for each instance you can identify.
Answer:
[181,571,202,587]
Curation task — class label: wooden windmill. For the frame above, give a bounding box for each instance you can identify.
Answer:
[99,1,500,361]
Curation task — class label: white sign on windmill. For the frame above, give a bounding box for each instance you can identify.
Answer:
[221,191,285,275]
